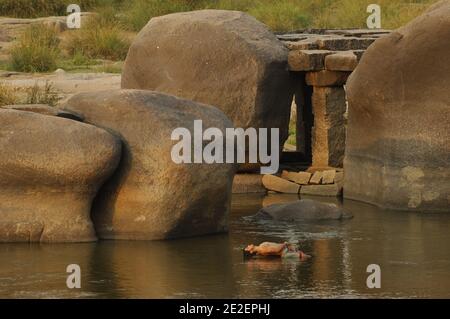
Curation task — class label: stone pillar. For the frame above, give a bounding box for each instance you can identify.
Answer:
[283,30,388,168]
[311,86,347,167]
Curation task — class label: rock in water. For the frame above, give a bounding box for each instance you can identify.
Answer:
[256,199,352,221]
[64,89,236,240]
[0,110,121,243]
[121,10,293,154]
[344,1,450,212]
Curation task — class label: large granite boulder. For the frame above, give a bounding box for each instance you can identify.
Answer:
[344,1,450,212]
[256,199,352,221]
[121,10,294,161]
[0,110,121,243]
[64,89,236,240]
[1,104,84,121]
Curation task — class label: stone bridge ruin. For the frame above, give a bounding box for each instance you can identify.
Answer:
[277,28,390,168]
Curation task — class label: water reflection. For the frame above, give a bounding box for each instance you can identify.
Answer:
[0,243,97,298]
[89,236,236,298]
[0,194,449,298]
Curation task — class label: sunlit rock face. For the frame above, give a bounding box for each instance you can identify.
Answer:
[65,89,236,240]
[121,10,294,165]
[0,110,121,242]
[344,1,450,212]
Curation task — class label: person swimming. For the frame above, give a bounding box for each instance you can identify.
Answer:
[243,242,310,260]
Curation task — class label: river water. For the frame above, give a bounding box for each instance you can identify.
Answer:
[1,194,449,298]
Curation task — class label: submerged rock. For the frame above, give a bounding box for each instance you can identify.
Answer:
[344,1,450,212]
[64,89,236,240]
[256,199,352,221]
[0,110,121,243]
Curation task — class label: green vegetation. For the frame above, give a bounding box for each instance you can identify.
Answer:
[63,10,131,61]
[121,0,199,32]
[94,62,123,74]
[0,0,438,31]
[9,25,60,72]
[286,114,297,147]
[58,49,99,70]
[312,0,435,29]
[0,0,438,74]
[0,0,98,18]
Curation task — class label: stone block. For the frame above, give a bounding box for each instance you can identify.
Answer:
[322,170,336,184]
[305,70,350,86]
[281,170,312,185]
[316,37,376,50]
[324,29,390,37]
[309,171,323,184]
[262,175,300,194]
[325,51,358,71]
[288,50,334,71]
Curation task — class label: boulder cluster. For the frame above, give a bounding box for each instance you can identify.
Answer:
[0,10,294,242]
[1,2,449,243]
[280,28,389,168]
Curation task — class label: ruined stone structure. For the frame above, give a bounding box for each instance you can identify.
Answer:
[277,29,390,168]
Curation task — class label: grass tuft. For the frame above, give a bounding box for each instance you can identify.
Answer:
[63,9,131,60]
[0,81,60,106]
[0,82,19,106]
[25,81,60,106]
[9,25,60,73]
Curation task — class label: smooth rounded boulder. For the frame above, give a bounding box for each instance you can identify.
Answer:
[255,199,352,221]
[64,89,237,240]
[1,104,84,121]
[121,10,293,157]
[344,1,450,212]
[0,110,121,243]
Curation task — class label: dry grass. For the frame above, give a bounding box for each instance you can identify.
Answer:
[0,0,439,31]
[312,0,436,30]
[0,0,440,74]
[9,25,60,72]
[121,0,438,32]
[0,0,98,18]
[25,81,60,106]
[63,8,131,60]
[0,81,60,106]
[121,0,199,31]
[0,82,19,106]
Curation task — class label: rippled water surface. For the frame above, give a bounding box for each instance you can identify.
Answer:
[1,194,449,298]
